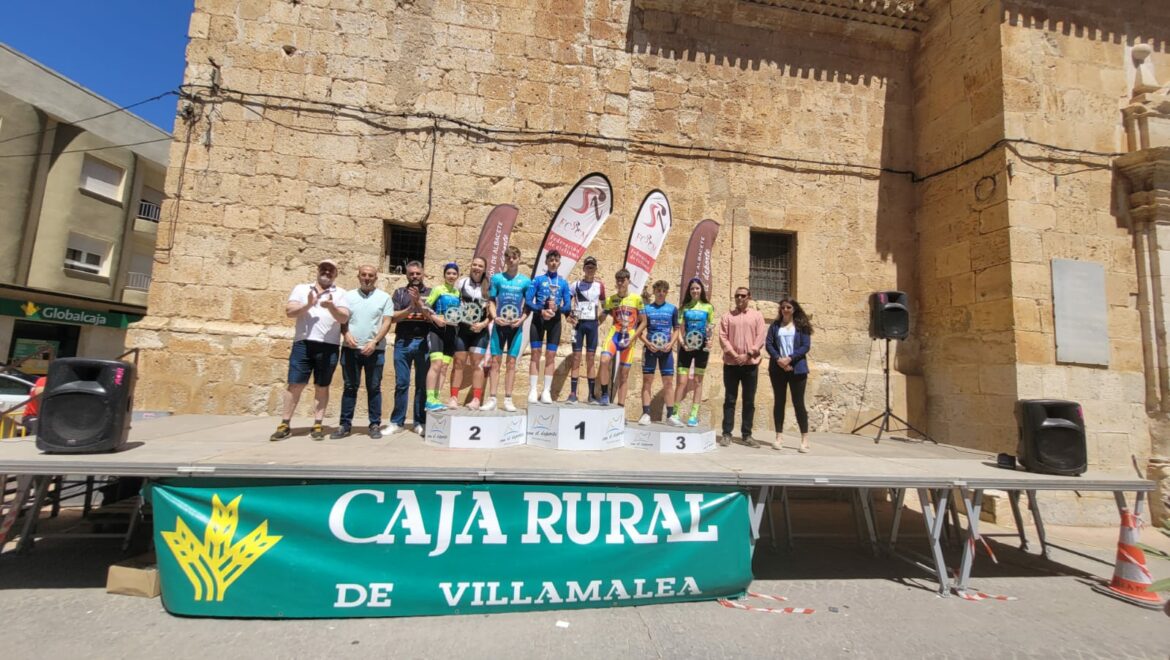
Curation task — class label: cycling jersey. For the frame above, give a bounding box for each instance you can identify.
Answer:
[605,292,644,330]
[488,271,531,322]
[643,301,678,348]
[570,279,606,321]
[680,301,715,349]
[425,283,461,318]
[526,272,572,315]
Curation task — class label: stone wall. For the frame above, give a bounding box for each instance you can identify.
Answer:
[127,1,1165,525]
[999,0,1163,474]
[131,0,921,432]
[913,0,1016,452]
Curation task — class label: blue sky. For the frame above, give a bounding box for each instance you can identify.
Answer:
[1,1,195,132]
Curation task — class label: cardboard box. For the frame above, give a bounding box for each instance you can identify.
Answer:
[106,553,160,598]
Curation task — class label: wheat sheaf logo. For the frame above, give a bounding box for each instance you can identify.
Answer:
[160,494,282,602]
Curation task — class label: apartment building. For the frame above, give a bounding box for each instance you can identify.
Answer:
[0,44,171,376]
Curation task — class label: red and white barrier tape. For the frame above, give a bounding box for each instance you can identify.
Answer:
[952,588,1018,602]
[717,591,814,615]
[948,569,1017,601]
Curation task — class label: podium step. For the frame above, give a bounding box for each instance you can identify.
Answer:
[424,409,527,449]
[526,401,626,451]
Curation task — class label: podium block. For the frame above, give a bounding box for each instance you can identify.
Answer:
[526,402,625,451]
[424,409,527,449]
[626,424,716,454]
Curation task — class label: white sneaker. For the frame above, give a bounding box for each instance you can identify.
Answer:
[481,398,497,412]
[667,415,684,427]
[528,389,539,403]
[447,397,460,408]
[503,398,517,412]
[540,390,553,404]
[414,423,425,436]
[638,413,651,426]
[468,397,481,410]
[385,422,403,434]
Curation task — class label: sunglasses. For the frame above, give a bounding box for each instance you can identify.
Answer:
[734,293,748,299]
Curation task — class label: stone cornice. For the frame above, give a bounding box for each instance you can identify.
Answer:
[741,0,930,32]
[1115,148,1170,225]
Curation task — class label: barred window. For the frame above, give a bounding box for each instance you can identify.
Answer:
[749,231,792,303]
[384,224,427,274]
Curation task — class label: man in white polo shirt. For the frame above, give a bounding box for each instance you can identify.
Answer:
[332,264,392,440]
[271,258,351,441]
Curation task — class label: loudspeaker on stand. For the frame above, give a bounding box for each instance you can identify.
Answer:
[869,291,910,340]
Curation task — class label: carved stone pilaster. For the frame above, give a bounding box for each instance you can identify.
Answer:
[1116,148,1170,524]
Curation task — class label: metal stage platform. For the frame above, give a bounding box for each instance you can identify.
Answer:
[0,414,1154,598]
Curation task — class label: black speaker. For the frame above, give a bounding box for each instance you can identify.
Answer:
[1016,399,1086,476]
[36,358,135,454]
[869,291,910,340]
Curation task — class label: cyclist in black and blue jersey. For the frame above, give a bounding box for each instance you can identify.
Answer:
[639,280,682,426]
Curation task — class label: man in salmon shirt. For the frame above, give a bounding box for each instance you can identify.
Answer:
[718,286,767,448]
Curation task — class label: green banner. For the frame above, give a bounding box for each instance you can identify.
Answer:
[0,298,142,328]
[148,480,752,618]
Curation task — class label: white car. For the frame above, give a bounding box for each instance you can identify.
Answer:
[0,371,37,416]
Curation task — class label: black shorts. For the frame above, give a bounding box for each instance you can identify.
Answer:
[530,313,562,351]
[677,349,709,373]
[571,319,599,352]
[454,326,490,354]
[427,326,457,360]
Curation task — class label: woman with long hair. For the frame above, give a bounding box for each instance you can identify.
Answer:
[765,297,813,452]
[677,278,716,426]
[450,256,491,408]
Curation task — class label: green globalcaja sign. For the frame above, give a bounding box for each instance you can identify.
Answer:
[0,298,142,328]
[149,480,752,618]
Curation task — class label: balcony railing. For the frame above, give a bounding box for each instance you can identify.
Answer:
[137,199,161,222]
[126,271,152,291]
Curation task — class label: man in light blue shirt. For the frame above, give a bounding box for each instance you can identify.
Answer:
[334,264,392,439]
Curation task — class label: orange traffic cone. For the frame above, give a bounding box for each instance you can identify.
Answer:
[1091,508,1166,610]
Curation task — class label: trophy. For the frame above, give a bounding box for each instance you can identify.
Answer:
[683,330,705,351]
[459,302,485,325]
[546,283,560,313]
[648,331,671,352]
[443,305,463,324]
[497,303,521,324]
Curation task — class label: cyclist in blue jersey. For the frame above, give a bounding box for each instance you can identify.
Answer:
[639,280,682,426]
[484,246,531,412]
[423,263,462,412]
[677,278,716,427]
[525,250,572,404]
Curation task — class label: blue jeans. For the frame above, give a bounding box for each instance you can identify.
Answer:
[339,347,385,427]
[391,336,429,427]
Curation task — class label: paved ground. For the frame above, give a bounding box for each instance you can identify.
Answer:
[2,500,1167,659]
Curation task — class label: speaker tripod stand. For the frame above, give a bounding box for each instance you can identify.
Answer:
[852,338,936,444]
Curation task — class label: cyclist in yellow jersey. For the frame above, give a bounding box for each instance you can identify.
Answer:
[595,268,645,406]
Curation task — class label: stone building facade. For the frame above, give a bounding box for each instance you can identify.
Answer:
[128,0,1170,523]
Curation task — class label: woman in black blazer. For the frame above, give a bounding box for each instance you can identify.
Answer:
[765,298,813,452]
